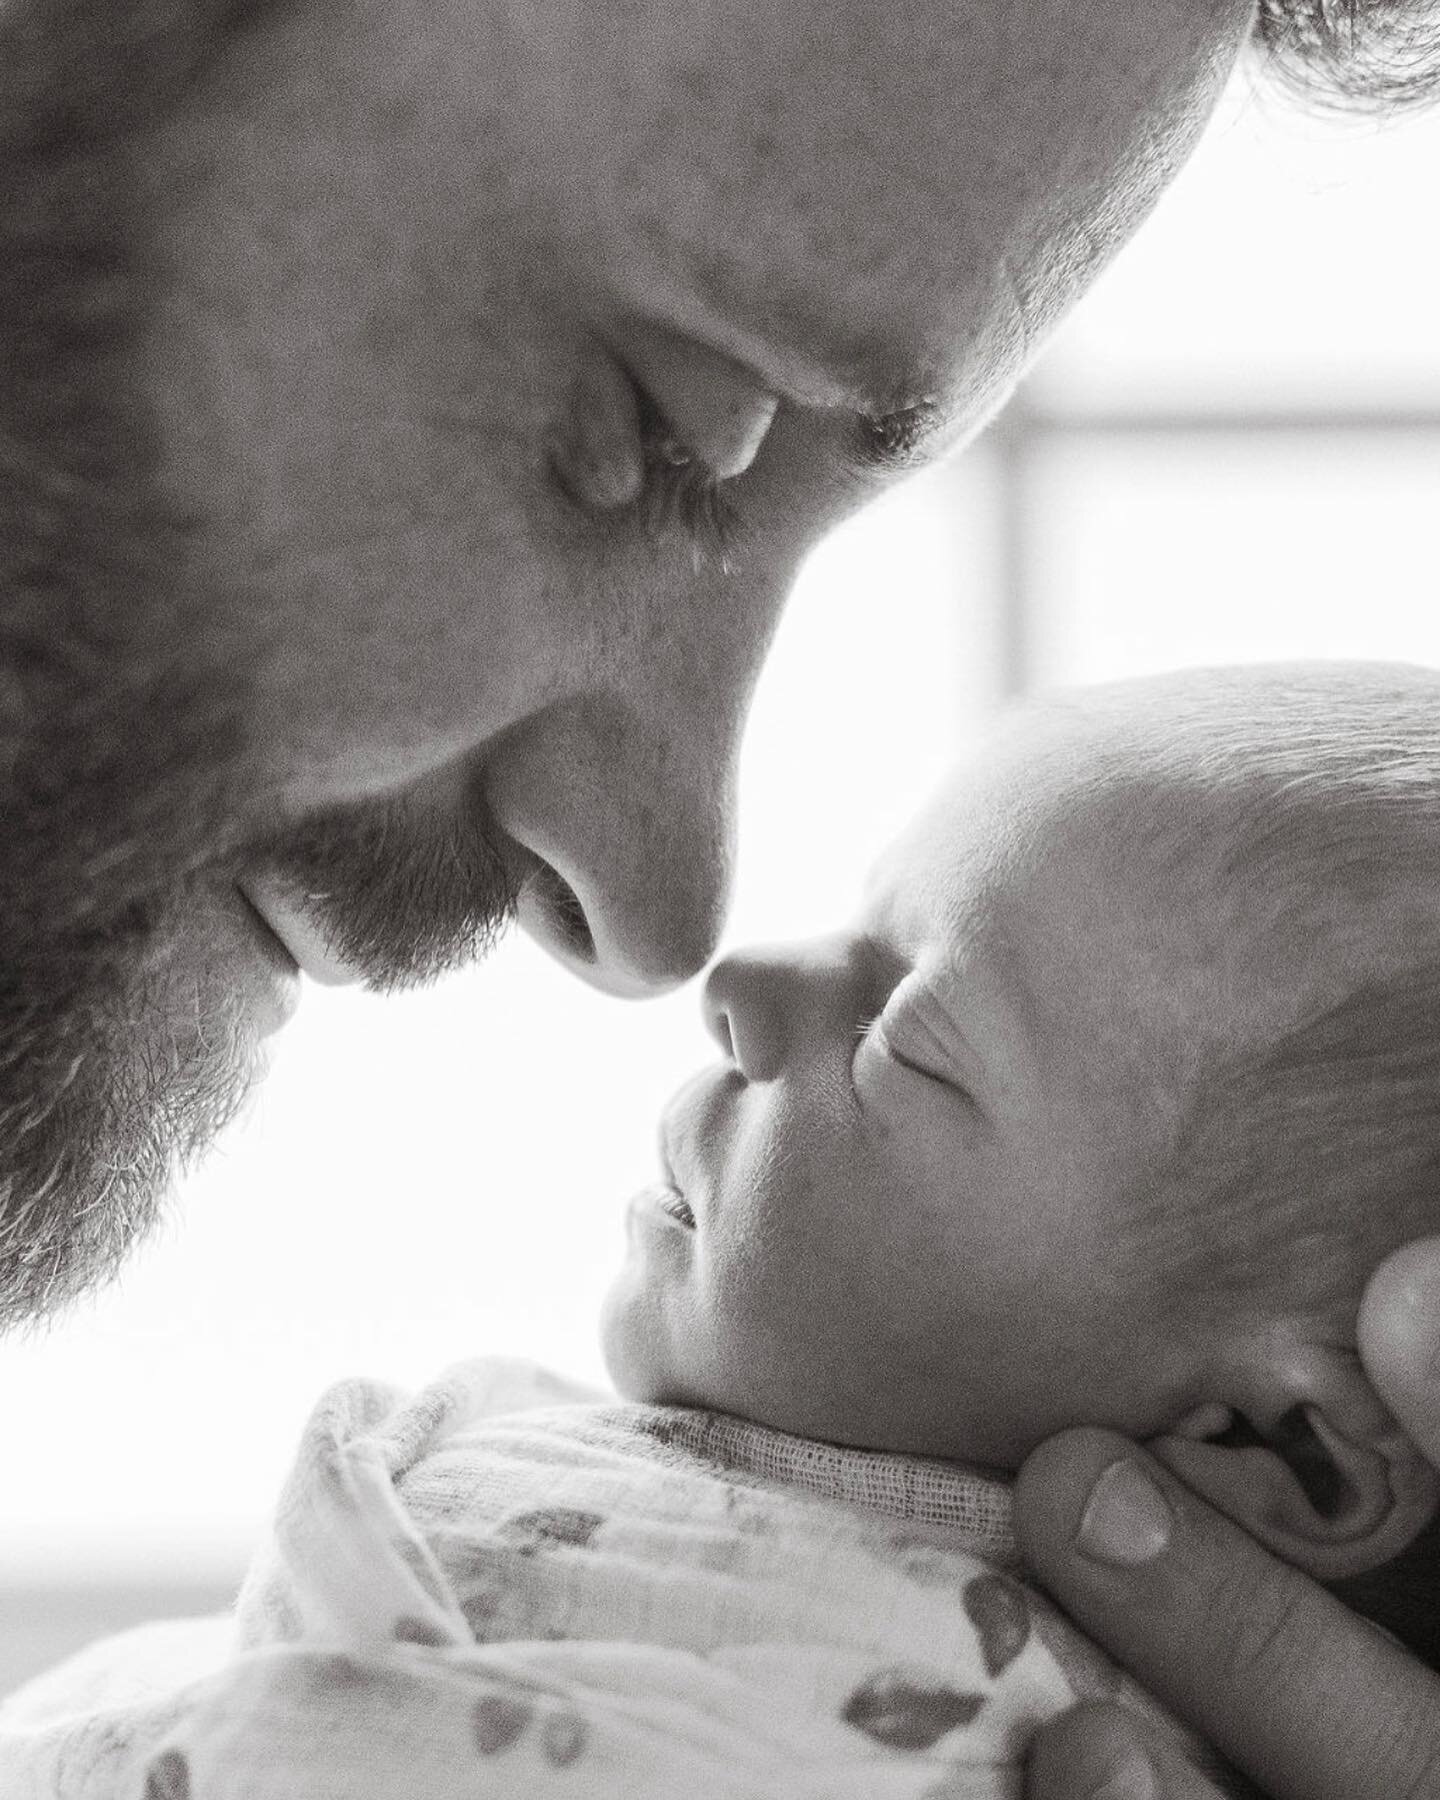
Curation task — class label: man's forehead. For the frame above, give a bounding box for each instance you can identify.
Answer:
[613,0,1255,411]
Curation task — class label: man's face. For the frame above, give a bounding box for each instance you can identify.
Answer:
[0,0,1252,1323]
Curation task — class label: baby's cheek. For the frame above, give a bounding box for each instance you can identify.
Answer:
[598,1251,685,1403]
[708,1233,847,1409]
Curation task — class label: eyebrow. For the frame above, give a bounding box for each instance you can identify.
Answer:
[793,328,957,474]
[844,395,951,476]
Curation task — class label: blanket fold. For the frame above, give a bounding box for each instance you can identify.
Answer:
[1,1358,1200,1799]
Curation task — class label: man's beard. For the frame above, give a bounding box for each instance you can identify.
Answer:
[0,655,518,1332]
[249,781,521,995]
[0,781,521,1334]
[0,902,261,1330]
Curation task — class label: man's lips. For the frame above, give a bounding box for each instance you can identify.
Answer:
[236,886,299,974]
[226,887,301,1037]
[237,821,536,990]
[241,878,360,987]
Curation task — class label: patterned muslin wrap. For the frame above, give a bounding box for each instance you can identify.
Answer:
[0,1357,1209,1799]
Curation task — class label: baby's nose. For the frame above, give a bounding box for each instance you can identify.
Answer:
[702,952,789,1083]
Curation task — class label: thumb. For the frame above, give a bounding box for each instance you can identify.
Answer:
[1014,1428,1440,1800]
[1358,1235,1440,1471]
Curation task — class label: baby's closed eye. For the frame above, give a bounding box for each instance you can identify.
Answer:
[853,981,974,1102]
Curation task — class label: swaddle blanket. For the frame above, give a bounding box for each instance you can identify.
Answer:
[1,1357,1208,1799]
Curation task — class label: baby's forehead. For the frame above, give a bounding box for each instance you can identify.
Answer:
[858,803,985,950]
[857,710,1247,1027]
[861,712,1151,913]
[857,789,1069,1006]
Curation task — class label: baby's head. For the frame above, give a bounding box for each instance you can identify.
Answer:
[603,660,1440,1605]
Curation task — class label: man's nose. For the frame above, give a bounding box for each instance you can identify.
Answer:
[485,696,737,998]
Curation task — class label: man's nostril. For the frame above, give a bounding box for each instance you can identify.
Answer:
[530,862,594,961]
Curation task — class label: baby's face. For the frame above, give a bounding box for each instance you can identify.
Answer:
[603,696,1228,1467]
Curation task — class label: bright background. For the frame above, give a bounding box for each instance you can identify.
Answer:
[3,73,1439,1685]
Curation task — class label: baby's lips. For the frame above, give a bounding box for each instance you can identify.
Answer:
[656,1064,740,1224]
[657,1117,685,1195]
[656,1129,697,1230]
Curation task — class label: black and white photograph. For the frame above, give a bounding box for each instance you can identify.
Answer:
[2,2,1440,1795]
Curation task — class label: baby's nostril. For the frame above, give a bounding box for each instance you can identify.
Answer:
[530,862,594,962]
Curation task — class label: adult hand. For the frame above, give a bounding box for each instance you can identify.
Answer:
[1014,1236,1440,1800]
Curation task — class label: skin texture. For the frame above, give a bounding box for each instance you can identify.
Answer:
[4,10,1436,1791]
[0,0,1255,1320]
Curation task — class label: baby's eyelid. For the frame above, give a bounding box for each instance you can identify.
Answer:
[848,1005,908,1089]
[850,1013,877,1070]
[851,936,910,1020]
[848,970,906,1064]
[868,981,977,1103]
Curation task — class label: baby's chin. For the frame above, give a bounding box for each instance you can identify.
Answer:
[597,1258,673,1404]
[608,1335,1041,1470]
[600,1175,709,1398]
[598,1256,750,1424]
[598,1219,1049,1462]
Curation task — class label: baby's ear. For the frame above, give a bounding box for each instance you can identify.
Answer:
[1148,1343,1440,1581]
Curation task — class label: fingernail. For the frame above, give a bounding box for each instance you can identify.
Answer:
[1089,1748,1158,1800]
[1077,1459,1173,1566]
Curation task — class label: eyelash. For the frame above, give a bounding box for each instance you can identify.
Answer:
[852,1009,887,1068]
[634,441,740,574]
[632,388,740,574]
[854,993,965,1102]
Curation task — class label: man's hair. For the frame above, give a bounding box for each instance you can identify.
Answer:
[1253,0,1440,113]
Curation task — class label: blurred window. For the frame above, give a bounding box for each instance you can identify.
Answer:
[1003,84,1440,689]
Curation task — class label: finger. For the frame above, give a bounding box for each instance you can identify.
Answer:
[1358,1236,1440,1470]
[1025,1702,1233,1800]
[1014,1428,1440,1800]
